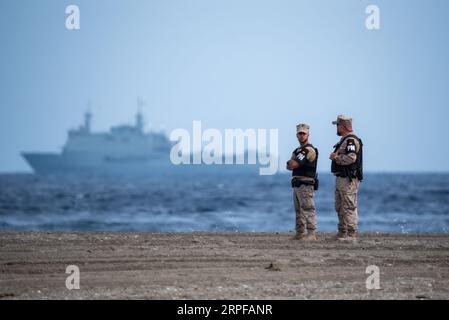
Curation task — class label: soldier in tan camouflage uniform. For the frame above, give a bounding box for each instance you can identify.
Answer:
[329,115,363,241]
[287,124,319,241]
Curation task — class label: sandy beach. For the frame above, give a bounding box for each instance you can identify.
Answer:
[0,232,448,299]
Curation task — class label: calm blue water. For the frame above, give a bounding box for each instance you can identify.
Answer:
[0,173,448,233]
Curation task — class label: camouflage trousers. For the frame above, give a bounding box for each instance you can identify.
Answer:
[335,176,360,235]
[292,184,316,233]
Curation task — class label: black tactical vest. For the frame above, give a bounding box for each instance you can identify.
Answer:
[292,143,318,179]
[331,134,363,181]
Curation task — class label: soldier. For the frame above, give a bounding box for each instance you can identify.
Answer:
[286,123,319,241]
[329,115,363,241]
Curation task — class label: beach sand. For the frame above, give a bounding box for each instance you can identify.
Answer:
[0,232,448,299]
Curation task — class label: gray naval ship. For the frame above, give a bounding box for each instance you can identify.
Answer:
[22,110,260,175]
[22,110,175,175]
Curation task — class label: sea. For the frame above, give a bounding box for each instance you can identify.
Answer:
[0,172,448,233]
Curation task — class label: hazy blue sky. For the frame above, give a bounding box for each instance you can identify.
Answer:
[1,0,448,172]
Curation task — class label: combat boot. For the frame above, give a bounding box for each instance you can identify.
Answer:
[304,230,317,241]
[292,232,306,240]
[336,231,347,241]
[346,231,357,241]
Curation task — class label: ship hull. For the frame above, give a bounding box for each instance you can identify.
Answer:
[21,152,260,175]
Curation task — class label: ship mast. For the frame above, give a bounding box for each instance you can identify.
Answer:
[84,100,93,133]
[136,97,146,133]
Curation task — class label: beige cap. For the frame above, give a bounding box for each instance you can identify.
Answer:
[332,115,352,126]
[296,123,310,134]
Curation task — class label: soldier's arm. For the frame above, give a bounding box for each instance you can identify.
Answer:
[334,139,358,165]
[305,147,316,162]
[292,148,309,167]
[287,151,299,170]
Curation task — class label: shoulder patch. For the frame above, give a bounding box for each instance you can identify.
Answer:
[345,139,356,153]
[296,149,307,162]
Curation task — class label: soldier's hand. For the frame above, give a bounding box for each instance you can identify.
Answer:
[329,152,338,160]
[287,160,299,170]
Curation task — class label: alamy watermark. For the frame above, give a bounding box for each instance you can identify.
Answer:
[365,265,381,289]
[65,265,80,290]
[169,121,279,175]
[365,5,380,30]
[66,5,80,30]
[64,4,381,31]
